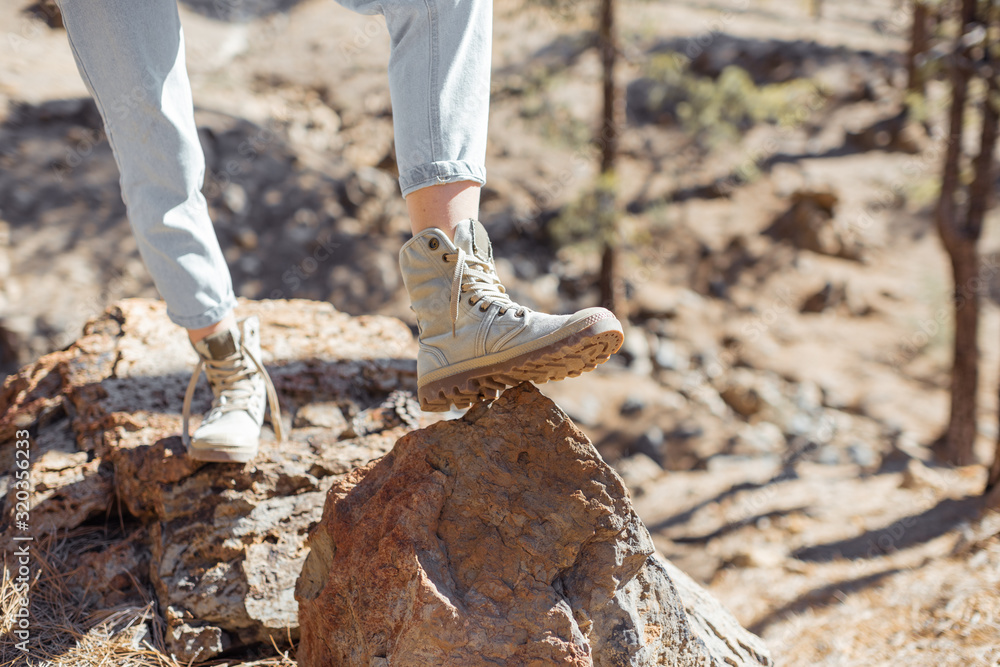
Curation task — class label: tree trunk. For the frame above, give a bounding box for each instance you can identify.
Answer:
[597,0,623,317]
[598,0,618,176]
[906,2,929,94]
[991,418,1000,494]
[934,0,980,466]
[945,243,981,466]
[599,240,621,315]
[978,17,1000,493]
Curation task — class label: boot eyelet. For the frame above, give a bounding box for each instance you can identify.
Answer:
[441,253,448,262]
[428,237,439,250]
[468,296,476,306]
[479,303,489,312]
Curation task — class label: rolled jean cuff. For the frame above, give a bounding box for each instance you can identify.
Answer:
[166,295,237,330]
[398,161,486,198]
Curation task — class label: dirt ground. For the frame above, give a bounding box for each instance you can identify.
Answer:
[2,0,1000,664]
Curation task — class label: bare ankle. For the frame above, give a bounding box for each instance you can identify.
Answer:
[405,181,482,240]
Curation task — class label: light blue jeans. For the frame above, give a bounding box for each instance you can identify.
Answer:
[57,0,491,329]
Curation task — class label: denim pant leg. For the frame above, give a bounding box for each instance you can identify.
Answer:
[337,0,493,197]
[58,0,236,329]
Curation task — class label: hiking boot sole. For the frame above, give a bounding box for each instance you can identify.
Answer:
[418,315,624,411]
[187,440,259,463]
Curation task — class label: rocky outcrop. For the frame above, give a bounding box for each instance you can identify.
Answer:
[296,382,772,667]
[0,298,425,663]
[2,297,770,665]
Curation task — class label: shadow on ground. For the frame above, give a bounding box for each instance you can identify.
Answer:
[792,495,984,562]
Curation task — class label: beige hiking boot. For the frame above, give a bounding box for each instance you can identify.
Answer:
[181,315,284,463]
[400,219,624,411]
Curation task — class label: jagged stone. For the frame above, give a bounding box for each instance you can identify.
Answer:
[296,383,772,667]
[0,298,425,663]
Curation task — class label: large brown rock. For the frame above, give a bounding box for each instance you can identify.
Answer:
[296,383,772,666]
[0,298,427,663]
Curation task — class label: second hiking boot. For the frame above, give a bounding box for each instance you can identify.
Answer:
[181,315,284,463]
[400,219,624,411]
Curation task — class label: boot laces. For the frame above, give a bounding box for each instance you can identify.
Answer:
[445,247,525,336]
[181,341,285,448]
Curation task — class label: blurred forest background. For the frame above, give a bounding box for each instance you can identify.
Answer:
[1,0,1000,664]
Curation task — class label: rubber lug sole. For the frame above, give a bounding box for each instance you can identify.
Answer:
[418,319,624,412]
[187,440,259,463]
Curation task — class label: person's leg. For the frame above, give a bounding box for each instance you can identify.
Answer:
[337,0,623,411]
[58,0,280,459]
[58,0,236,336]
[337,0,491,224]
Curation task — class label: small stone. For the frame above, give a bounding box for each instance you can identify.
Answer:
[653,337,686,371]
[787,412,815,437]
[287,208,320,244]
[815,444,842,465]
[235,227,258,250]
[294,402,348,432]
[731,422,785,455]
[633,426,666,465]
[848,441,879,469]
[238,254,262,275]
[800,281,844,313]
[264,188,283,207]
[728,545,786,569]
[899,458,946,491]
[794,381,824,413]
[620,394,646,415]
[222,183,248,215]
[720,384,763,418]
[166,621,229,664]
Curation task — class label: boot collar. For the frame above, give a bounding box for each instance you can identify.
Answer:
[193,324,241,360]
[452,219,493,264]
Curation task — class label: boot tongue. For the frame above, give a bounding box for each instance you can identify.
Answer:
[452,219,493,264]
[193,326,240,360]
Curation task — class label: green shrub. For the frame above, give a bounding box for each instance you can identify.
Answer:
[637,53,824,148]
